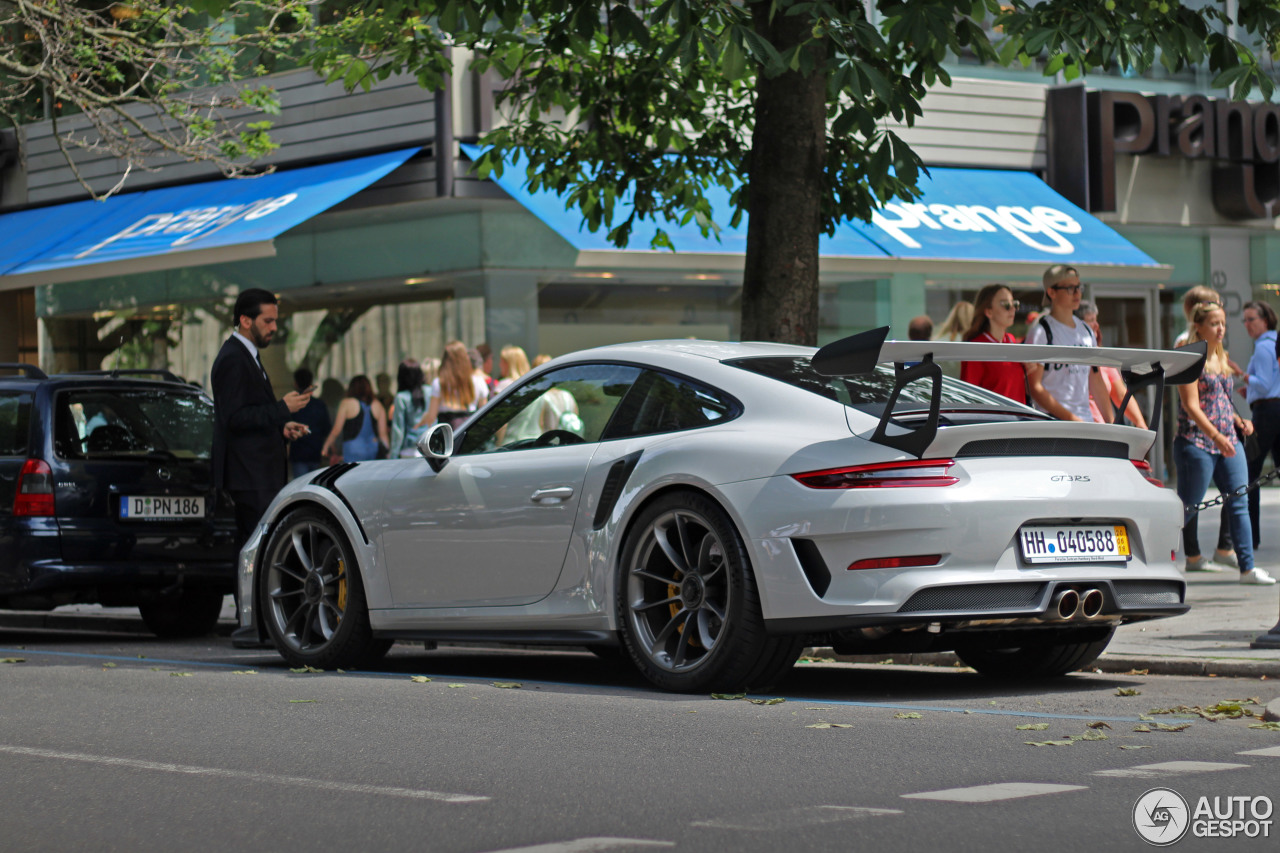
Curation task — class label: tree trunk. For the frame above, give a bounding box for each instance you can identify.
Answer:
[740,7,828,345]
[298,306,372,375]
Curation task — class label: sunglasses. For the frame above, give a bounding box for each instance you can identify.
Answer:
[1050,284,1083,294]
[998,299,1020,310]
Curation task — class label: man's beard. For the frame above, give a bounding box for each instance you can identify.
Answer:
[250,325,273,349]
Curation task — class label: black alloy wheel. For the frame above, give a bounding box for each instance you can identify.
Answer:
[259,508,391,669]
[618,491,803,693]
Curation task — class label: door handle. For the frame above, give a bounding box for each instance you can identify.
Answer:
[531,486,574,503]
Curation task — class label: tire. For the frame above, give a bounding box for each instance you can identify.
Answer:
[259,508,392,669]
[616,491,803,693]
[138,589,224,639]
[955,629,1115,679]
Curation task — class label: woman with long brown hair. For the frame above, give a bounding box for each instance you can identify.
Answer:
[418,340,490,431]
[320,375,389,463]
[959,283,1026,404]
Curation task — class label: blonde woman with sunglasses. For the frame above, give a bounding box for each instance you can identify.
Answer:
[960,283,1026,404]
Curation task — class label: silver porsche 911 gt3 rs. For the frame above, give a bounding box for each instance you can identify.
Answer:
[236,329,1205,693]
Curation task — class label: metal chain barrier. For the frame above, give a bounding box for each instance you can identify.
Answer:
[1184,467,1280,515]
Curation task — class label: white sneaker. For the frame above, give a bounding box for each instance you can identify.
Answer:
[1213,550,1240,570]
[1240,568,1278,585]
[1185,556,1226,572]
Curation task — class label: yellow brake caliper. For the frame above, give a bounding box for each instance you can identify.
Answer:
[335,558,347,621]
[667,572,700,648]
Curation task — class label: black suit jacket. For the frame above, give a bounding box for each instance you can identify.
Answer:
[211,335,290,494]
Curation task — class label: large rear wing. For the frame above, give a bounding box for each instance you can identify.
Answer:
[812,327,1207,457]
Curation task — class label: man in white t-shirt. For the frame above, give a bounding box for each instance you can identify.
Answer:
[1025,265,1114,423]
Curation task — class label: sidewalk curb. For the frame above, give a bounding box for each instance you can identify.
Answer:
[0,612,237,638]
[803,648,1280,679]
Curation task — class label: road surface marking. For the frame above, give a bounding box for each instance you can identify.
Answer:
[0,744,488,803]
[1093,761,1247,778]
[692,805,902,830]
[1237,746,1280,756]
[479,839,673,853]
[901,783,1086,803]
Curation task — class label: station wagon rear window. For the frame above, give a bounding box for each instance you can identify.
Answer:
[55,389,215,460]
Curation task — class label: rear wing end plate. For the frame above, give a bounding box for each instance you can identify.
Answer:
[812,327,1207,458]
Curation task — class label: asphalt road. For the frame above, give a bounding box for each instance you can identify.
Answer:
[1,628,1278,853]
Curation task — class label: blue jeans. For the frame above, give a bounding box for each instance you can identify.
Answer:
[1174,437,1253,572]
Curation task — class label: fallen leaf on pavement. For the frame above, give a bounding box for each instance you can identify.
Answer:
[492,682,522,689]
[1,658,24,664]
[1133,725,1151,732]
[711,693,745,701]
[410,676,431,683]
[1152,722,1192,732]
[1249,721,1280,730]
[1088,721,1112,729]
[1116,688,1141,696]
[101,662,116,668]
[231,670,257,675]
[1025,740,1073,747]
[447,683,466,688]
[1016,723,1050,731]
[1120,745,1153,750]
[169,672,192,677]
[806,723,852,729]
[894,712,923,719]
[290,666,323,674]
[748,698,785,705]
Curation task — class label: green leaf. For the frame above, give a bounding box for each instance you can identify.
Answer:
[102,662,117,668]
[231,670,258,675]
[711,693,746,700]
[1016,723,1050,731]
[0,658,24,664]
[721,32,747,81]
[748,697,786,705]
[410,676,432,683]
[492,682,522,689]
[608,4,651,49]
[447,683,466,688]
[291,666,324,674]
[1116,687,1141,696]
[894,712,923,719]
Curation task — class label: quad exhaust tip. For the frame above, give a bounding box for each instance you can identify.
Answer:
[1080,588,1105,619]
[1050,587,1105,621]
[1052,588,1081,620]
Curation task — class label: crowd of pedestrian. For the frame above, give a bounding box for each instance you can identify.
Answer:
[924,264,1278,586]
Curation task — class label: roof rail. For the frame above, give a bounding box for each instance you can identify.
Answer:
[0,362,49,380]
[66,369,183,383]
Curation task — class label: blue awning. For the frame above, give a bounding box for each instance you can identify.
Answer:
[462,145,1161,274]
[0,147,420,289]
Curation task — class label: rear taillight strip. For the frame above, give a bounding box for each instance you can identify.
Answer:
[792,458,958,489]
[1131,459,1164,488]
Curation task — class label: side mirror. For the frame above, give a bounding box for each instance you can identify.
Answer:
[416,422,454,471]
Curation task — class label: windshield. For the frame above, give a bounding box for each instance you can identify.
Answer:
[728,356,1038,414]
[55,388,215,460]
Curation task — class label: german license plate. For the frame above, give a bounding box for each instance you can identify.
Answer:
[120,496,205,520]
[1019,524,1130,564]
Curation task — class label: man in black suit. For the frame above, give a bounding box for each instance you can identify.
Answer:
[211,288,310,646]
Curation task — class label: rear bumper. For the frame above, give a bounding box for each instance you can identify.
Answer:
[8,558,236,598]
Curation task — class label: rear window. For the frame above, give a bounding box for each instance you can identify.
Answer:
[0,392,33,456]
[55,388,215,460]
[728,356,1026,412]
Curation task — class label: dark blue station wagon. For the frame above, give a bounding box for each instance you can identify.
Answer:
[0,364,237,636]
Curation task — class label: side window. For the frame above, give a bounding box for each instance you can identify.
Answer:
[456,364,642,455]
[608,371,740,439]
[0,392,33,457]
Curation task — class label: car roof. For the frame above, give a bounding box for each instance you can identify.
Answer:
[555,339,816,365]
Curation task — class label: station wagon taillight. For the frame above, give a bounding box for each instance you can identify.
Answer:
[13,459,54,517]
[792,459,958,489]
